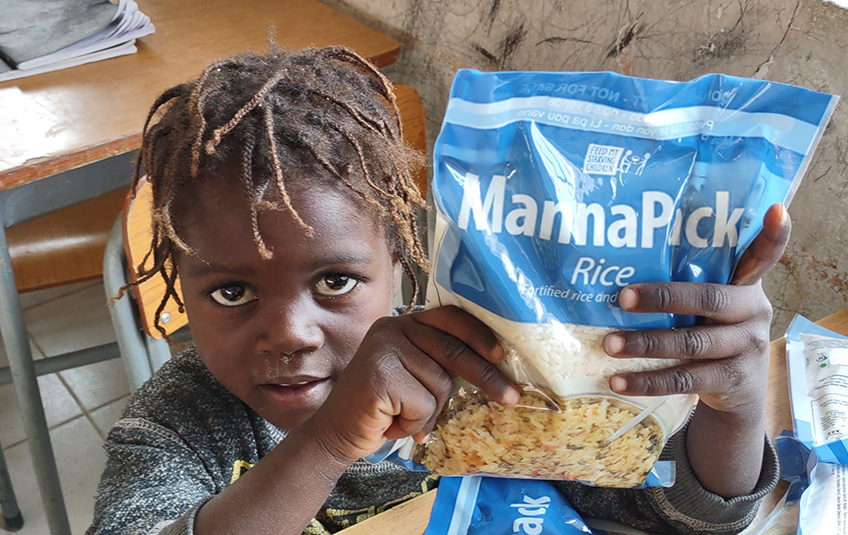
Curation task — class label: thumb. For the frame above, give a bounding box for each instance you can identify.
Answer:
[731,203,791,286]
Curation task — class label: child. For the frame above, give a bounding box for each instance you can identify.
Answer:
[88,46,788,535]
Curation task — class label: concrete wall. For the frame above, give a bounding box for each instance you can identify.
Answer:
[327,0,848,337]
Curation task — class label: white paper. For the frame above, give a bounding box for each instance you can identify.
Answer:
[0,0,152,80]
[0,41,137,82]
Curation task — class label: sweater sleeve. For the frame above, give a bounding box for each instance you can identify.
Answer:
[85,417,217,535]
[554,421,780,535]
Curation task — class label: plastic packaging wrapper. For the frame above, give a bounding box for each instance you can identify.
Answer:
[423,476,594,535]
[783,315,848,534]
[785,314,848,464]
[419,69,837,487]
[798,453,847,535]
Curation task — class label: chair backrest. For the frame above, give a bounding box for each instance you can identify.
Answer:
[121,83,428,340]
[394,84,428,197]
[122,179,189,339]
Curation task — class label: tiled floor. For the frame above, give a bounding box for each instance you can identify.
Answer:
[0,280,133,534]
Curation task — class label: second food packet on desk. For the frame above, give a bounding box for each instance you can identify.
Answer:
[786,314,848,463]
[418,69,837,487]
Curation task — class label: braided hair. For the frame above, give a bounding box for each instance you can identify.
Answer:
[125,46,428,338]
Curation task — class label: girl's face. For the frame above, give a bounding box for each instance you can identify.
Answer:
[176,178,399,430]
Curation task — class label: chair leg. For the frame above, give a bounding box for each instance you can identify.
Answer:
[104,218,153,392]
[145,333,173,376]
[0,444,24,532]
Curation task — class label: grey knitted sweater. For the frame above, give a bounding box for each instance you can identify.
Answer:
[86,348,778,535]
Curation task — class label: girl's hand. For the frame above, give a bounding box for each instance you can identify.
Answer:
[602,203,791,417]
[308,306,519,464]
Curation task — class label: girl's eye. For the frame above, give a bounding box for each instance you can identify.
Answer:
[209,284,257,307]
[315,274,358,297]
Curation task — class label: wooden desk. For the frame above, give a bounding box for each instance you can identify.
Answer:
[340,309,848,535]
[0,2,399,533]
[0,0,399,188]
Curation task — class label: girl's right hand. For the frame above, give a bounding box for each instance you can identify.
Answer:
[308,305,519,464]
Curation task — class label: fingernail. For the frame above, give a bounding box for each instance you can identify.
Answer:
[778,203,788,225]
[503,386,520,406]
[619,287,638,310]
[604,334,625,355]
[610,376,627,393]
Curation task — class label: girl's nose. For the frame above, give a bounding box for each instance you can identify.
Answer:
[255,297,325,356]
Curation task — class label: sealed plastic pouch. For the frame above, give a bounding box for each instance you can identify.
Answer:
[780,315,848,534]
[423,476,593,535]
[785,314,848,464]
[798,454,848,535]
[419,70,837,487]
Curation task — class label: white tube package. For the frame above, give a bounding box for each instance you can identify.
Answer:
[784,314,848,534]
[785,314,848,463]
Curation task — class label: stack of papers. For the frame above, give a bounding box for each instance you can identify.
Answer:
[0,0,154,82]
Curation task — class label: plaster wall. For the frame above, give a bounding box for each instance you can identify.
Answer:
[326,0,848,337]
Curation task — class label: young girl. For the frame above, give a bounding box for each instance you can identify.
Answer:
[87,46,788,535]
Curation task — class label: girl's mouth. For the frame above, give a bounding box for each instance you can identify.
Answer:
[259,377,331,409]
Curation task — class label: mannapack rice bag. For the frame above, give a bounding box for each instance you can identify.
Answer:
[423,476,594,535]
[418,70,837,488]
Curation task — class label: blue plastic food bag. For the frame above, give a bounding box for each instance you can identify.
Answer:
[424,476,594,535]
[420,70,837,487]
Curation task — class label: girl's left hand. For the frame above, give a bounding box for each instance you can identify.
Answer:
[602,203,791,417]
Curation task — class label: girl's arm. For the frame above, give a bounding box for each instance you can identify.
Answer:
[602,203,791,498]
[193,419,350,535]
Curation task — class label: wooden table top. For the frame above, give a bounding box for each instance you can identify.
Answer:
[0,0,399,191]
[340,308,848,535]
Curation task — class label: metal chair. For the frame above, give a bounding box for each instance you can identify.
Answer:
[102,179,189,393]
[0,450,23,531]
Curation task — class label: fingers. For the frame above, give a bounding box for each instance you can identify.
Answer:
[604,322,760,360]
[382,384,440,441]
[731,203,791,285]
[403,312,518,406]
[617,280,769,324]
[390,346,453,439]
[608,355,764,409]
[359,307,519,443]
[609,359,729,397]
[411,306,505,363]
[352,337,446,442]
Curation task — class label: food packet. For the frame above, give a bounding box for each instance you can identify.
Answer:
[418,69,837,487]
[757,316,848,535]
[423,476,594,535]
[785,314,848,464]
[798,453,847,535]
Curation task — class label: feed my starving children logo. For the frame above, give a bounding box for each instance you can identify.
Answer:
[583,143,650,176]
